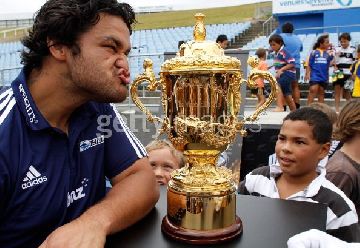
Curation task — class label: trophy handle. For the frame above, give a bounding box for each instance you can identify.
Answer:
[244,56,277,122]
[130,59,162,124]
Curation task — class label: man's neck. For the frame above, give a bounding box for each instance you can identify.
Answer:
[27,62,87,134]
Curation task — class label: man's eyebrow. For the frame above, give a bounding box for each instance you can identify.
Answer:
[103,36,130,54]
[103,36,121,47]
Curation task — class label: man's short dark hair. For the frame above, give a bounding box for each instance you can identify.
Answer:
[269,34,284,46]
[21,0,136,73]
[339,32,351,41]
[282,22,294,33]
[283,107,332,144]
[216,34,228,43]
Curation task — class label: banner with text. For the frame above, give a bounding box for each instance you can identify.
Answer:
[273,0,360,14]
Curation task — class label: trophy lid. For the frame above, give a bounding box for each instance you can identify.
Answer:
[161,13,241,73]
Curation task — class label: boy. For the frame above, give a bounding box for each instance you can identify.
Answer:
[146,140,185,185]
[239,108,359,242]
[269,34,296,111]
[334,33,356,111]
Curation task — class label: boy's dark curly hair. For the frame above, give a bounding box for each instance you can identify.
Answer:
[21,0,136,72]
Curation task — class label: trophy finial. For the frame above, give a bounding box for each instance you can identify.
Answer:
[247,56,259,69]
[193,13,206,41]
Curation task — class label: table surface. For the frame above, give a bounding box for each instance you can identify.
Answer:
[106,186,326,248]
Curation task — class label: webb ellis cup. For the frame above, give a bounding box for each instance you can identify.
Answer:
[131,13,277,244]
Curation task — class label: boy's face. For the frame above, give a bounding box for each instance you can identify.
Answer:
[275,120,330,177]
[340,38,350,49]
[269,41,281,52]
[148,147,180,185]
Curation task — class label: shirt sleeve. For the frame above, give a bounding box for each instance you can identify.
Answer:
[102,104,147,179]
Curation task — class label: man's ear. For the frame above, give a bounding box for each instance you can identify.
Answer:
[47,39,67,61]
[318,142,330,160]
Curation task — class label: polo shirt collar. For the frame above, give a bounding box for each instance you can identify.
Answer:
[269,163,326,198]
[11,69,51,130]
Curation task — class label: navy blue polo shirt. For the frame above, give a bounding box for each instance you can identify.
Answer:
[0,70,147,247]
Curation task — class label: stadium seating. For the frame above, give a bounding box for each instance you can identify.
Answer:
[0,22,251,85]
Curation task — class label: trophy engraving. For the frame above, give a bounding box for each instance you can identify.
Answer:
[131,13,277,244]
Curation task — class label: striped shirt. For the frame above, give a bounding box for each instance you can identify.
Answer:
[335,45,357,74]
[239,164,360,242]
[0,70,147,247]
[273,45,296,78]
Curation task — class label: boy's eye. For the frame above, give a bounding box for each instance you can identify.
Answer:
[296,140,305,144]
[277,136,285,141]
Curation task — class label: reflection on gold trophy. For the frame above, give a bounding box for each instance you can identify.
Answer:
[131,13,277,244]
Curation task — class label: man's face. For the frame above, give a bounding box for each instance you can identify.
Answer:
[275,120,329,178]
[148,147,180,185]
[67,13,131,103]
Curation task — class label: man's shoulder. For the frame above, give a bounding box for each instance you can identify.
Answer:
[0,87,18,131]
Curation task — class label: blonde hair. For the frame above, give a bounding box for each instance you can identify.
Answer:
[146,139,185,168]
[333,100,360,142]
[308,102,338,125]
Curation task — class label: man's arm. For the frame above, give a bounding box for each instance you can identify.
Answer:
[39,157,159,247]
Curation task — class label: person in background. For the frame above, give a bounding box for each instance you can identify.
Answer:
[240,108,359,242]
[326,100,360,216]
[305,34,334,105]
[269,34,296,111]
[350,45,360,98]
[146,140,185,185]
[178,40,185,49]
[333,33,357,112]
[252,48,268,109]
[216,34,229,49]
[0,1,159,247]
[280,22,303,109]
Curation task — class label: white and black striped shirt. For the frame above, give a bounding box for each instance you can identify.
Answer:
[239,164,360,242]
[335,46,357,74]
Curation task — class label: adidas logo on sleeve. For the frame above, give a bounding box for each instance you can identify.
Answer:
[22,165,47,189]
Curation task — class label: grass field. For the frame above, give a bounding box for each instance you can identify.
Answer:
[0,2,272,41]
[134,2,271,30]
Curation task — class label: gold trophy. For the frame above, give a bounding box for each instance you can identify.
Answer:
[131,13,277,244]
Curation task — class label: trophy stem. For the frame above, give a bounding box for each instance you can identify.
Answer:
[184,149,220,168]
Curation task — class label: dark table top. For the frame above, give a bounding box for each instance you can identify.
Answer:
[106,186,326,248]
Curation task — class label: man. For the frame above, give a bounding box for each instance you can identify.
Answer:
[280,22,303,109]
[216,34,229,49]
[0,1,159,247]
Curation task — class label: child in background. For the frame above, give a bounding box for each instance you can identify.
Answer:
[326,100,360,216]
[146,140,185,185]
[251,48,268,109]
[305,34,334,105]
[350,45,360,98]
[239,108,359,242]
[269,34,296,111]
[334,33,356,111]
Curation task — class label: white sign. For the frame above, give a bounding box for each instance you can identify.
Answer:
[273,0,360,14]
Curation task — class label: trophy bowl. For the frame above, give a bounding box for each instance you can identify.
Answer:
[131,13,277,244]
